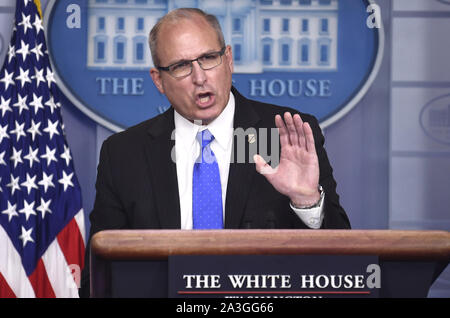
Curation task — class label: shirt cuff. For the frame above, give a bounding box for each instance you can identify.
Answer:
[289,193,325,229]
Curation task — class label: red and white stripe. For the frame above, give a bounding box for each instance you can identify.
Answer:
[0,209,85,298]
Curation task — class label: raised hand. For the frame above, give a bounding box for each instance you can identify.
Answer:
[254,112,321,208]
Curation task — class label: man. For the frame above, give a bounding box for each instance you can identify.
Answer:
[81,8,350,296]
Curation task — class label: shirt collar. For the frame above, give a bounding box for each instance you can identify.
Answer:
[174,92,235,150]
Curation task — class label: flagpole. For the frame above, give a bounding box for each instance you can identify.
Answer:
[34,0,42,19]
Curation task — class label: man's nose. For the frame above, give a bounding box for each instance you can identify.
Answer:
[191,61,206,86]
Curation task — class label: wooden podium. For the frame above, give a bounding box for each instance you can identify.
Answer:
[90,230,450,298]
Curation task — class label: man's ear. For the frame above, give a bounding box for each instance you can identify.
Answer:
[225,44,234,74]
[150,68,165,94]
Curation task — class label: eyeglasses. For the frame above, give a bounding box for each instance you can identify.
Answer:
[157,47,226,78]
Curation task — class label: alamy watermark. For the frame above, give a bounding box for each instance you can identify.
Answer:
[170,125,280,169]
[366,4,382,29]
[66,4,81,29]
[65,3,382,30]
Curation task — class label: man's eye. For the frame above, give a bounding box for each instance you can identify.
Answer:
[171,61,190,71]
[200,53,218,61]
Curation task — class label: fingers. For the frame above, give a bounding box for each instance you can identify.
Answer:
[275,114,289,148]
[303,121,316,154]
[292,113,306,148]
[276,112,314,151]
[284,112,300,147]
[254,154,275,177]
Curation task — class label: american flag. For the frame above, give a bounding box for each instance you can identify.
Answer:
[0,0,85,298]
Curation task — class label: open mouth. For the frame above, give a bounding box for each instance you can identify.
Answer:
[199,93,211,103]
[196,92,215,106]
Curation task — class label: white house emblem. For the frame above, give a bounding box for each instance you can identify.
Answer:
[45,0,384,132]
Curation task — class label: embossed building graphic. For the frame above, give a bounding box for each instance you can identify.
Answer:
[87,0,338,73]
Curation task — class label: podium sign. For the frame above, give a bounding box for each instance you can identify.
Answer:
[168,255,380,298]
[90,230,450,298]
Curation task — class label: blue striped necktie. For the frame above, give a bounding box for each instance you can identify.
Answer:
[192,129,223,229]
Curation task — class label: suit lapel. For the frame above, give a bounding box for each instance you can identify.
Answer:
[224,88,261,229]
[142,89,261,229]
[143,108,181,229]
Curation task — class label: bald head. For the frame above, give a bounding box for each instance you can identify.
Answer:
[149,8,225,67]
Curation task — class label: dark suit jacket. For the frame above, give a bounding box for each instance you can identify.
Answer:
[80,87,350,296]
[89,87,350,233]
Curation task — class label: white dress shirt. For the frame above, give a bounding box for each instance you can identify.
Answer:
[174,92,324,230]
